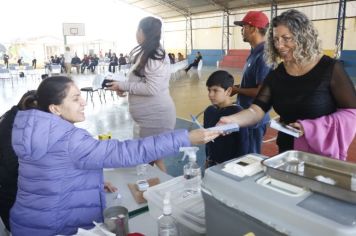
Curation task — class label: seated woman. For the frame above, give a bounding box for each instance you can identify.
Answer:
[0,91,37,232]
[177,52,184,62]
[108,53,119,73]
[10,76,220,236]
[118,53,127,66]
[0,90,116,234]
[118,53,127,71]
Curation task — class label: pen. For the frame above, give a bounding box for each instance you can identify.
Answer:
[190,114,215,142]
[190,114,204,129]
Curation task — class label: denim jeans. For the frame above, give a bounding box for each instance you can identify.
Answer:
[248,123,267,154]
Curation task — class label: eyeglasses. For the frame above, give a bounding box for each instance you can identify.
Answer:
[273,35,294,45]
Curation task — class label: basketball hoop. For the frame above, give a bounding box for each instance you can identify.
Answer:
[63,23,85,36]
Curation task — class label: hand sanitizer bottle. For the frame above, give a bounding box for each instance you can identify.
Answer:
[180,147,201,196]
[158,192,179,236]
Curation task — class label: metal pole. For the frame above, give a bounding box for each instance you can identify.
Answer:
[227,13,230,52]
[190,16,193,52]
[271,0,278,20]
[335,0,346,59]
[185,16,193,57]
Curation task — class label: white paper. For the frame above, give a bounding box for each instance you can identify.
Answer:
[207,123,240,133]
[111,73,126,82]
[269,120,302,138]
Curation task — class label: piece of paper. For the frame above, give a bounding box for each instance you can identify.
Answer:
[207,123,240,133]
[111,73,126,82]
[270,119,302,138]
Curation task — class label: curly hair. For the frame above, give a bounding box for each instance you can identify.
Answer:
[264,9,322,68]
[130,16,165,77]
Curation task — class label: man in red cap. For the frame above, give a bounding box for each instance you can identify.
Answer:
[231,11,271,154]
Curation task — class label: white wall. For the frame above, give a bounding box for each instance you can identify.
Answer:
[163,0,356,52]
[343,18,356,49]
[193,28,222,49]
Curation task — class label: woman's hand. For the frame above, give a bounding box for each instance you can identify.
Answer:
[106,81,127,97]
[107,81,121,91]
[217,115,236,126]
[116,91,127,97]
[104,181,118,193]
[288,122,305,136]
[188,129,222,145]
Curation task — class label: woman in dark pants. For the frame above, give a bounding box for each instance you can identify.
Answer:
[0,91,37,231]
[185,51,202,72]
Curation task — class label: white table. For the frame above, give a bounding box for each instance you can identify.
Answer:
[104,166,172,236]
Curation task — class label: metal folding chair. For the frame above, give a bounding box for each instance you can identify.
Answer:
[0,68,13,87]
[80,74,105,105]
[170,59,188,80]
[24,66,37,80]
[50,64,61,74]
[189,60,203,79]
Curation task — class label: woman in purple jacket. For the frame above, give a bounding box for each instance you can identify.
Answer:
[10,76,220,236]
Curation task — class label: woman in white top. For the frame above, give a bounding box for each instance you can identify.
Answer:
[109,16,175,172]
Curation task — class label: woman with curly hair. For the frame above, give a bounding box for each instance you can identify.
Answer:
[108,17,175,172]
[218,9,356,158]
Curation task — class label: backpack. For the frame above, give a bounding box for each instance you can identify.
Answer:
[19,72,25,78]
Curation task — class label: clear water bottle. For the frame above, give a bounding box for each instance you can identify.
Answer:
[158,193,179,236]
[181,147,201,196]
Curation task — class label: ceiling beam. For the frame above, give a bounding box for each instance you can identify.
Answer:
[207,0,229,12]
[153,0,190,18]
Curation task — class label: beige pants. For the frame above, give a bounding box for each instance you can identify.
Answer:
[65,63,71,74]
[133,123,172,172]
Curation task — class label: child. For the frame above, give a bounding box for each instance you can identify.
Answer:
[204,70,249,167]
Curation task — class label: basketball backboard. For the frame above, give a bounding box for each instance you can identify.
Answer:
[63,23,85,36]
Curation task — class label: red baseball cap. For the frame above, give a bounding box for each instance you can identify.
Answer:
[234,11,269,28]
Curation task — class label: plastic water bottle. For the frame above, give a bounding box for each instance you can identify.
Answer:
[181,147,201,196]
[158,192,179,236]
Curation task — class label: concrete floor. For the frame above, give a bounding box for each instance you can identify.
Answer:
[0,67,243,140]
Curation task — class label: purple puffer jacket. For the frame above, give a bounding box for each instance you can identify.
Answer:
[10,109,190,236]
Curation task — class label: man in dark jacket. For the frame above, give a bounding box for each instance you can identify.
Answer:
[0,90,37,231]
[17,57,23,66]
[87,54,99,73]
[185,51,202,72]
[71,53,81,74]
[3,54,9,68]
